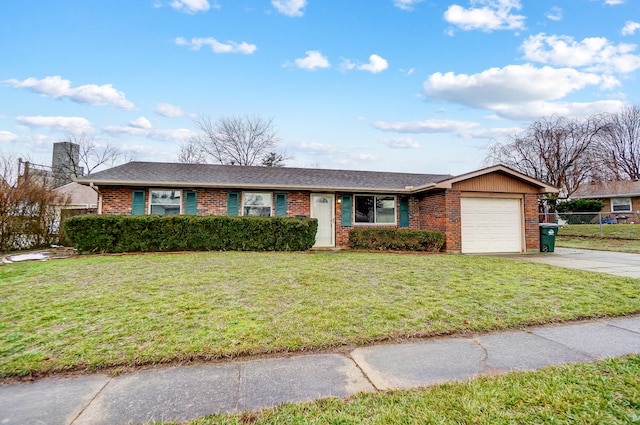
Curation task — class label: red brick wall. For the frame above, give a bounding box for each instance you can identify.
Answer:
[444,190,462,253]
[407,196,421,229]
[418,190,461,252]
[100,186,138,214]
[285,191,311,217]
[99,187,313,217]
[524,193,540,252]
[419,191,446,233]
[192,189,228,215]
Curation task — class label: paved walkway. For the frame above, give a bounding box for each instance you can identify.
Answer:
[497,247,640,278]
[2,248,640,425]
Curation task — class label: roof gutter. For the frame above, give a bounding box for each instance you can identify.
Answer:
[76,179,440,194]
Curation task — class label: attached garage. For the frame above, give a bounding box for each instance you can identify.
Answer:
[420,166,558,254]
[460,197,523,253]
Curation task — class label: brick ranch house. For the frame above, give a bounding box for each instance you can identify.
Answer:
[76,162,558,254]
[572,180,640,223]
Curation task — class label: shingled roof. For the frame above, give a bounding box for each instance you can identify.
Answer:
[573,180,640,199]
[76,162,454,193]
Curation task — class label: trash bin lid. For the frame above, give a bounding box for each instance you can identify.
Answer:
[539,223,559,228]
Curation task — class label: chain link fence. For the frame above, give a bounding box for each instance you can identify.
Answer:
[539,212,640,237]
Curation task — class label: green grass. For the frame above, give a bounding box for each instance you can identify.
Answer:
[555,223,640,253]
[559,223,640,239]
[174,355,640,425]
[1,252,639,378]
[557,236,640,253]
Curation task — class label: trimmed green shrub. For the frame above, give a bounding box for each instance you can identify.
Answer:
[557,199,605,224]
[348,228,444,252]
[63,215,318,253]
[556,199,604,212]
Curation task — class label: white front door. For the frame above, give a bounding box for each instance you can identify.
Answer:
[311,194,335,247]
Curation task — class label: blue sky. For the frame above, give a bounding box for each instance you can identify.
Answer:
[1,0,639,175]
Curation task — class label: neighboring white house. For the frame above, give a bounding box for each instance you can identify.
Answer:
[52,182,98,232]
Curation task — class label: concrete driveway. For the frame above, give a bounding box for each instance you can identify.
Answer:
[499,247,640,278]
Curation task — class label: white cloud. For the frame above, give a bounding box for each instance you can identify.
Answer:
[373,119,480,135]
[339,59,356,72]
[358,54,389,74]
[272,0,306,17]
[340,54,389,73]
[380,137,420,149]
[0,131,18,143]
[521,33,640,74]
[622,21,640,36]
[293,51,330,70]
[103,125,196,142]
[393,0,422,11]
[5,76,135,110]
[156,103,189,117]
[424,64,618,110]
[605,0,624,5]
[129,117,152,129]
[297,142,343,154]
[491,100,624,121]
[467,126,522,139]
[175,37,257,54]
[170,0,210,14]
[545,6,562,22]
[295,142,377,164]
[15,116,93,133]
[444,0,525,32]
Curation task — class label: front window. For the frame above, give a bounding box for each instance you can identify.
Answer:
[150,190,181,215]
[354,195,396,224]
[611,197,632,213]
[243,192,272,216]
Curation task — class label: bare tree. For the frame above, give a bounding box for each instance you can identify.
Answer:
[485,115,608,209]
[179,115,289,166]
[177,137,207,164]
[598,104,640,180]
[0,152,67,252]
[57,133,123,178]
[261,150,292,167]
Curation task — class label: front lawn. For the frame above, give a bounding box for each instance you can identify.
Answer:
[556,223,640,253]
[1,252,639,378]
[557,236,640,253]
[559,223,640,239]
[179,355,640,425]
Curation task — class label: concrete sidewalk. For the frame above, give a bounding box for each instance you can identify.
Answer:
[2,316,639,425]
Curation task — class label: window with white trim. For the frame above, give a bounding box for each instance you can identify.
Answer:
[611,197,632,213]
[243,192,272,216]
[150,190,181,215]
[354,195,396,224]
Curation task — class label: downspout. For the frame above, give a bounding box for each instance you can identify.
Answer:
[89,182,102,214]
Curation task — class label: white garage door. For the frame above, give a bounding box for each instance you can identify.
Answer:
[461,197,523,254]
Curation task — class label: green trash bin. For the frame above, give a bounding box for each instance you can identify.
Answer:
[539,223,559,252]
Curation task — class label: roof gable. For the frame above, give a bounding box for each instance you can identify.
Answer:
[53,182,98,207]
[433,165,558,194]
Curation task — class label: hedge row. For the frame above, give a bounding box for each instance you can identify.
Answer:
[349,228,444,252]
[556,199,604,212]
[63,215,318,253]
